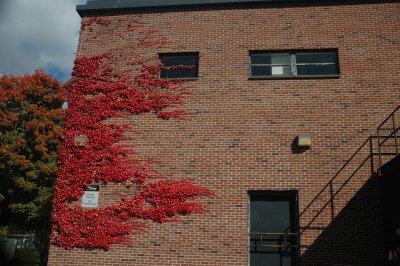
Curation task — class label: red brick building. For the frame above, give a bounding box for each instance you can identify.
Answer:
[48,0,400,265]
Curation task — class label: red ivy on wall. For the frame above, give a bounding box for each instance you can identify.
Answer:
[51,17,213,250]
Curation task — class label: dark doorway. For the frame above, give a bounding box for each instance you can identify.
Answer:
[249,191,299,266]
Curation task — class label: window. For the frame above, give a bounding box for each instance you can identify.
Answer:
[249,191,299,266]
[250,50,339,78]
[159,53,199,79]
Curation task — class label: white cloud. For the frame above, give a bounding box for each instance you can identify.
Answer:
[0,0,86,82]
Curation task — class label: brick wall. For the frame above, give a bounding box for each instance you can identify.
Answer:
[48,1,400,265]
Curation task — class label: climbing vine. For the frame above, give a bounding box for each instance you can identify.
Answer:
[51,17,213,250]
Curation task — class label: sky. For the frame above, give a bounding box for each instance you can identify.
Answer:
[0,0,86,83]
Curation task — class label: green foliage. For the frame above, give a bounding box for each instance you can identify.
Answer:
[0,226,9,235]
[9,248,40,266]
[0,71,65,263]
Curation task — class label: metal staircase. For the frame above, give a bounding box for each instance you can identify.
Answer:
[299,104,400,258]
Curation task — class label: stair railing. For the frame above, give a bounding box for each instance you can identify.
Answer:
[377,105,400,169]
[300,104,400,236]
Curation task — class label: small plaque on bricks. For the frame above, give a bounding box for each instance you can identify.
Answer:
[74,135,88,147]
[82,185,99,208]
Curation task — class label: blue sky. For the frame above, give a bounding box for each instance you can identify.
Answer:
[0,0,86,83]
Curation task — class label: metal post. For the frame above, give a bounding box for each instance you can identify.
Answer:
[377,127,382,169]
[393,115,398,155]
[370,137,374,175]
[329,181,334,220]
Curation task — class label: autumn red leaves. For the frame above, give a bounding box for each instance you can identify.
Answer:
[50,17,213,249]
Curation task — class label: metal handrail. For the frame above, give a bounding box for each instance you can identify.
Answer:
[377,105,400,168]
[299,137,374,222]
[249,232,298,235]
[300,137,375,235]
[377,105,400,130]
[249,232,298,249]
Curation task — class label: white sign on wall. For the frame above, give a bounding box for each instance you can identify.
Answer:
[82,185,99,208]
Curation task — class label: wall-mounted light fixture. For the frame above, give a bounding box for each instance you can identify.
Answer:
[297,134,311,149]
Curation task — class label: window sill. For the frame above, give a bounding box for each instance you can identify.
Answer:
[248,75,340,80]
[159,77,198,81]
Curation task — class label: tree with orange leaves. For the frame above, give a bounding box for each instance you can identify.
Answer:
[0,70,65,261]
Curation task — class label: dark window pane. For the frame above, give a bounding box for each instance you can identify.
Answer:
[162,56,197,67]
[297,64,339,75]
[296,52,337,64]
[163,67,198,79]
[251,55,269,64]
[251,66,271,76]
[160,68,168,78]
[250,199,290,233]
[251,54,290,65]
[160,54,198,79]
[251,66,291,76]
[250,252,292,266]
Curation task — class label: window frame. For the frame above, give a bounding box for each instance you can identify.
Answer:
[159,52,199,80]
[249,50,340,79]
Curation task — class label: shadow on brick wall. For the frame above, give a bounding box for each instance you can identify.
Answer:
[300,175,386,266]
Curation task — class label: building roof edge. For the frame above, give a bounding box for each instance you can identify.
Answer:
[77,0,297,15]
[76,0,396,16]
